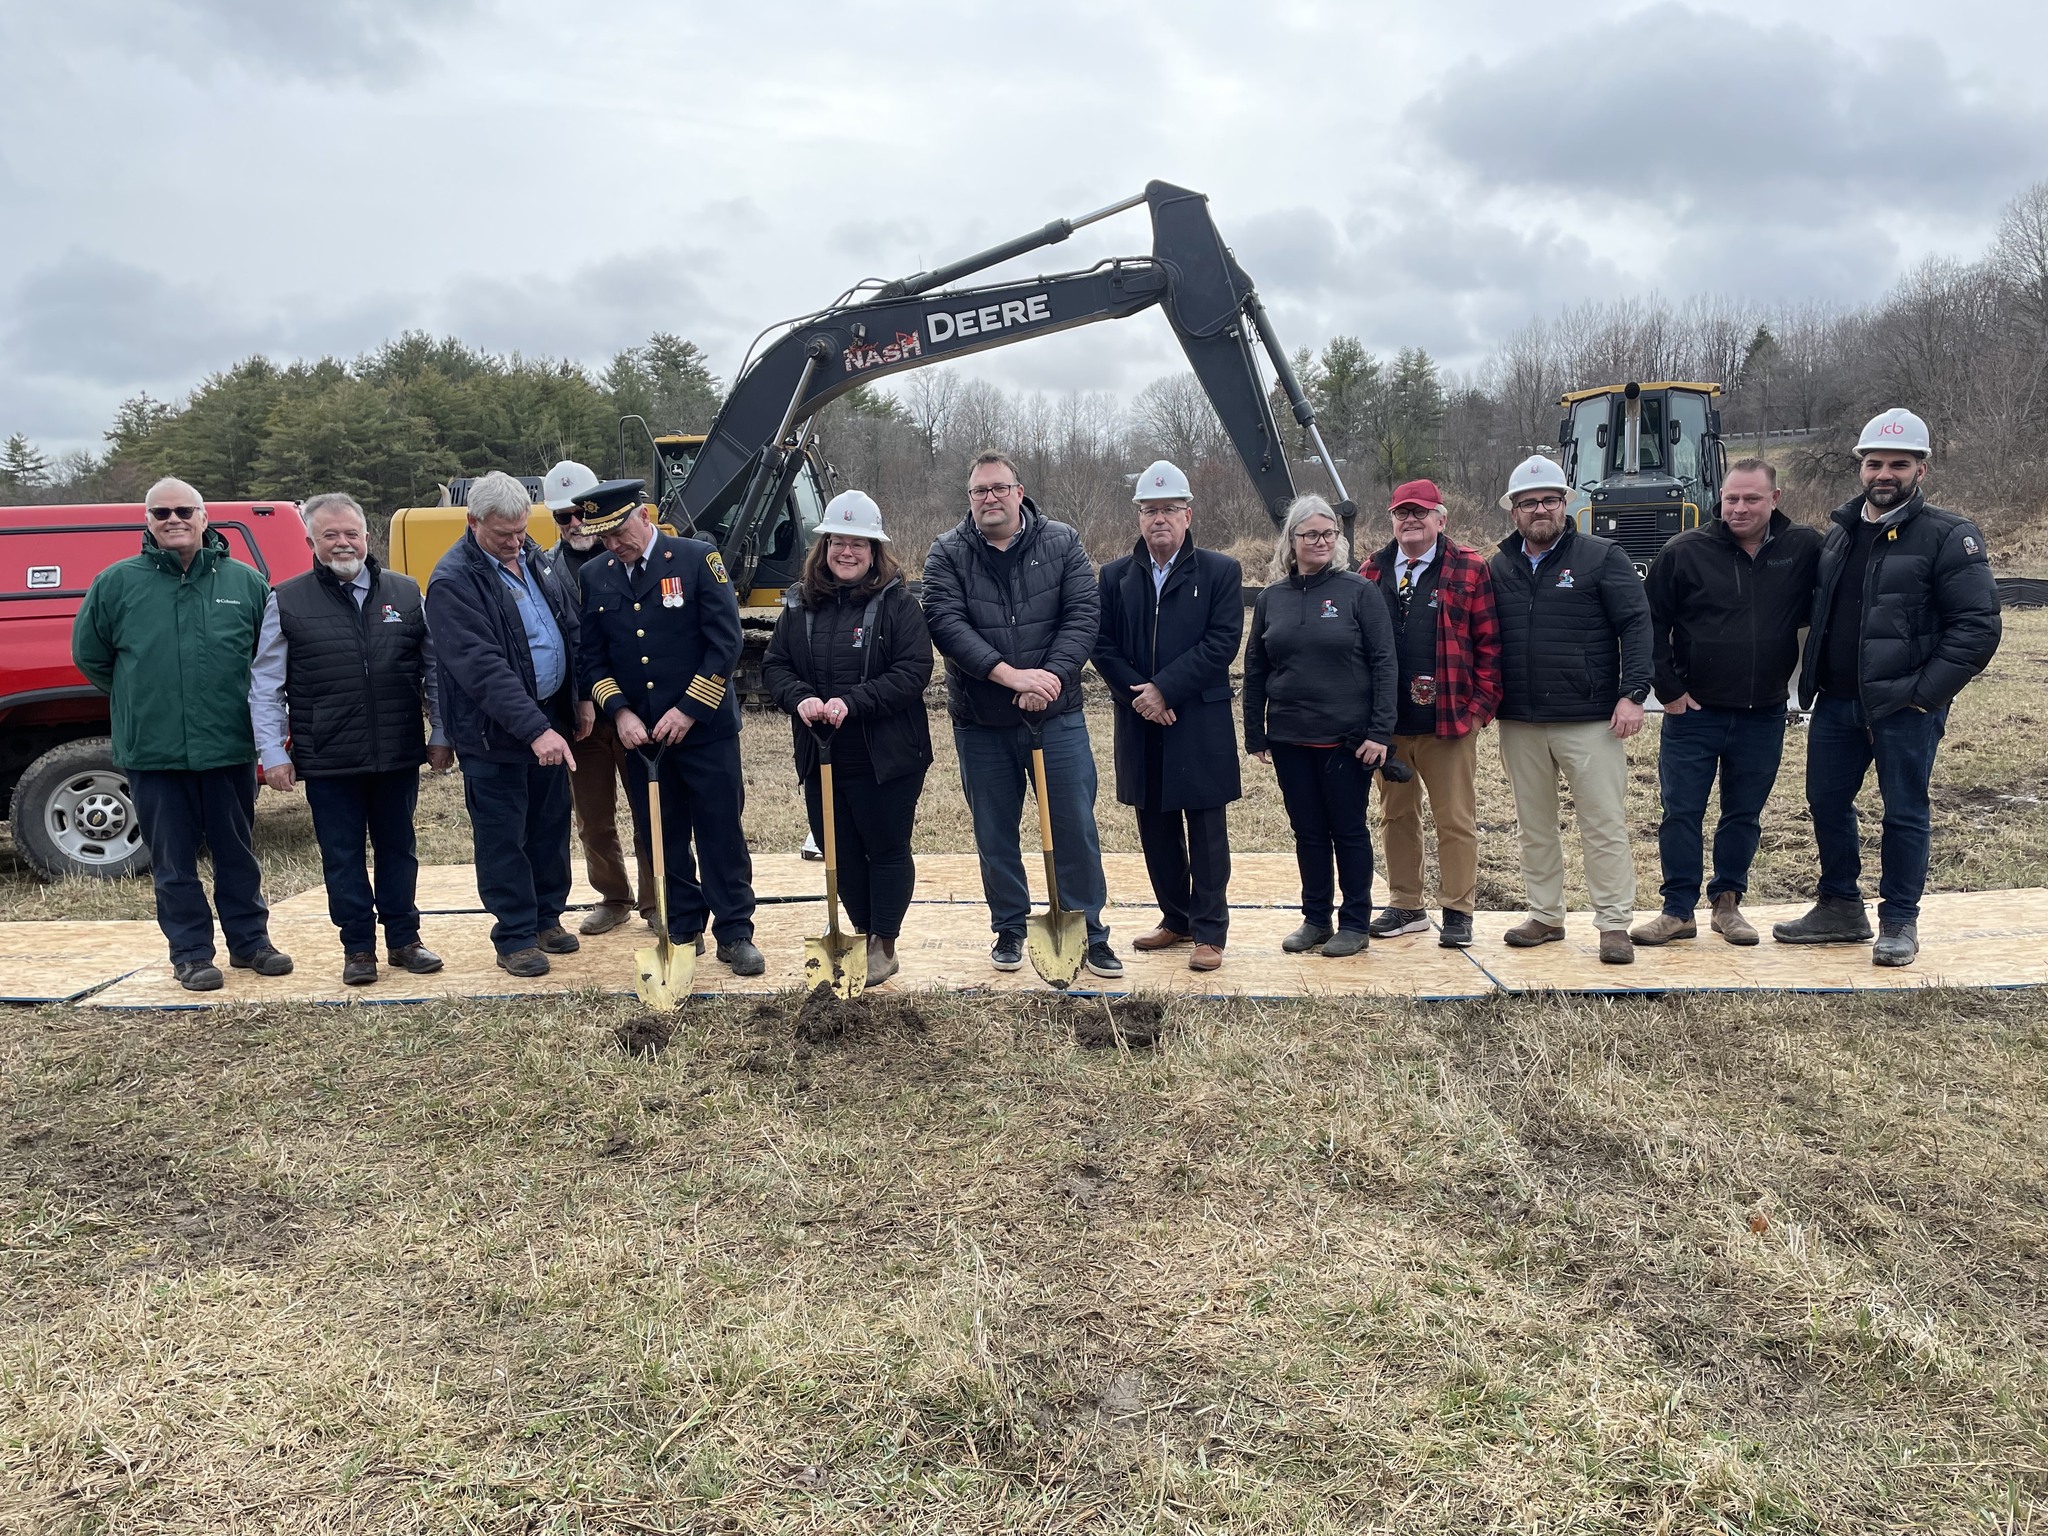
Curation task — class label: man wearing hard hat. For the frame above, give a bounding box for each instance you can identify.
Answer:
[1487,454,1654,965]
[543,461,657,938]
[1092,460,1244,972]
[1772,408,2000,966]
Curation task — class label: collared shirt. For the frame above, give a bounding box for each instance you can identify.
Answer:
[1394,540,1437,596]
[249,566,445,769]
[1150,546,1179,598]
[496,553,567,700]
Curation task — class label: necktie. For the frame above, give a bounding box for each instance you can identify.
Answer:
[1398,566,1413,607]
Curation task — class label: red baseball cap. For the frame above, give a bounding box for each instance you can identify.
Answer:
[1388,479,1445,512]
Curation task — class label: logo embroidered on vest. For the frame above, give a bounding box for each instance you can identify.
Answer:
[1320,598,1340,618]
[851,625,866,649]
[1554,569,1574,588]
[380,604,403,623]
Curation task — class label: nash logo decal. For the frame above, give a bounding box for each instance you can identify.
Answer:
[925,292,1051,343]
[843,330,923,373]
[706,551,729,584]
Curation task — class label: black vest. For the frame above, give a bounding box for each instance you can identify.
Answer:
[274,557,431,776]
[1381,550,1442,735]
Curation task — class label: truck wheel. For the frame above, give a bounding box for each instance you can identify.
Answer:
[8,737,150,882]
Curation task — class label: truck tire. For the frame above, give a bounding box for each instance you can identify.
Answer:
[8,736,150,882]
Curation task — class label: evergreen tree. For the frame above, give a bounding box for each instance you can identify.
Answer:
[1,433,51,494]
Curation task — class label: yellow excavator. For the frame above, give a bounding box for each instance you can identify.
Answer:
[1556,380,1726,577]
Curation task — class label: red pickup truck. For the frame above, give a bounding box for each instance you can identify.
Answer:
[1,501,309,880]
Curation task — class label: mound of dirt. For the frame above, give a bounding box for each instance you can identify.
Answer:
[1071,996,1171,1050]
[613,1014,674,1057]
[791,983,928,1044]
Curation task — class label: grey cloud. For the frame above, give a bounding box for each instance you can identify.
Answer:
[1418,5,2046,213]
[5,251,281,385]
[435,247,733,363]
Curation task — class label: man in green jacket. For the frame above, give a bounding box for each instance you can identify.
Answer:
[73,478,294,991]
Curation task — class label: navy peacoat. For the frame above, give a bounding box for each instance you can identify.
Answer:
[1092,533,1244,811]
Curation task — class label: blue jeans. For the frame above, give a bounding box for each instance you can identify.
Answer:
[953,712,1109,945]
[1655,705,1786,917]
[128,765,272,964]
[304,769,423,953]
[1806,693,1945,926]
[461,757,573,955]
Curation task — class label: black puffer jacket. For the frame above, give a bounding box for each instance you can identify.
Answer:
[1489,525,1652,723]
[1647,512,1822,711]
[1241,567,1396,753]
[1796,489,2001,719]
[272,556,430,775]
[763,578,934,784]
[920,500,1097,727]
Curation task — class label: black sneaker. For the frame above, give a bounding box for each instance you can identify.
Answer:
[173,958,223,992]
[991,930,1025,971]
[229,946,294,977]
[1368,906,1430,938]
[717,939,765,977]
[1085,942,1123,979]
[1438,910,1474,948]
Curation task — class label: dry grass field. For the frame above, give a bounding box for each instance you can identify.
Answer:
[2,614,2045,1532]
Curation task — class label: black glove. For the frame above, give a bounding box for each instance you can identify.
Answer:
[1378,755,1414,783]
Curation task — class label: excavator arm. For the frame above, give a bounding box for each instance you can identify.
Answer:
[678,180,1351,593]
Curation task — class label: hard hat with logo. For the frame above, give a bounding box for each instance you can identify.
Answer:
[1132,460,1193,503]
[542,459,600,511]
[819,489,890,542]
[1497,454,1571,511]
[1855,407,1931,457]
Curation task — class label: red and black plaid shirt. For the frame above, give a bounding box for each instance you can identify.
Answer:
[1361,537,1503,737]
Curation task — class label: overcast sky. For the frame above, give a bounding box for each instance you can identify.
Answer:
[3,0,2045,454]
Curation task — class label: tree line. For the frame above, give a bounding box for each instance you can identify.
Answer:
[7,180,2044,566]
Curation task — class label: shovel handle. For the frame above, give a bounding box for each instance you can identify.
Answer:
[639,746,670,946]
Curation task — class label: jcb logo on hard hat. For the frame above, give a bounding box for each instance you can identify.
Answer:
[1879,422,1906,436]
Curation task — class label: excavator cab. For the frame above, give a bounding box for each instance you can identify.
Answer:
[1557,382,1725,577]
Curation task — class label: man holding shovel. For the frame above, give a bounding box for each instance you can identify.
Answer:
[574,480,762,978]
[923,450,1119,980]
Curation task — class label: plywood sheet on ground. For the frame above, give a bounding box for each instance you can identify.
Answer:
[269,854,1382,918]
[1466,889,2048,993]
[0,920,156,1003]
[83,902,1494,1008]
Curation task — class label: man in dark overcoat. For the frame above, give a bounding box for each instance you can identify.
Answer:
[1092,460,1244,971]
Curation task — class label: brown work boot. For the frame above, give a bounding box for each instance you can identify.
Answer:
[1598,929,1635,965]
[1628,911,1696,945]
[1502,917,1566,948]
[1710,892,1759,946]
[1132,926,1191,951]
[1188,943,1222,972]
[579,903,634,936]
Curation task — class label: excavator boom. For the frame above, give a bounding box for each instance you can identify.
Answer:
[679,180,1348,593]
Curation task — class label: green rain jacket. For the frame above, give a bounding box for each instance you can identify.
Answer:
[72,526,270,771]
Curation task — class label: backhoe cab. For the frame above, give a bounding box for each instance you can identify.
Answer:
[1557,381,1726,576]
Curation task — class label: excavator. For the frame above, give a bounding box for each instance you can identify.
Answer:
[1556,380,1728,577]
[392,180,1351,695]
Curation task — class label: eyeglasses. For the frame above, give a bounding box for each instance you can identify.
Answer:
[1140,502,1190,516]
[1294,529,1338,544]
[1513,495,1567,513]
[1391,507,1438,521]
[968,482,1019,500]
[147,506,201,521]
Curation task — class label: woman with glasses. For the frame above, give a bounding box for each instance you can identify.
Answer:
[763,490,934,985]
[1242,495,1397,957]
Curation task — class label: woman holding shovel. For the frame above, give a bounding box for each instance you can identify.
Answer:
[1243,495,1399,958]
[764,491,934,985]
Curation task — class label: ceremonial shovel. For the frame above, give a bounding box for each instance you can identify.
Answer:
[1024,718,1086,989]
[802,726,867,999]
[633,745,694,1009]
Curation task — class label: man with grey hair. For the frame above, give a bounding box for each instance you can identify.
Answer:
[73,476,293,990]
[250,492,451,986]
[426,470,590,977]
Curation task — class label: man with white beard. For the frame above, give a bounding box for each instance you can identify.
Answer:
[251,492,450,986]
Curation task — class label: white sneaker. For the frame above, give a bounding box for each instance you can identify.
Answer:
[800,832,823,861]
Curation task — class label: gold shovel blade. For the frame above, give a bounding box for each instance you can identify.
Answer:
[803,932,868,999]
[1026,908,1087,989]
[633,936,693,1012]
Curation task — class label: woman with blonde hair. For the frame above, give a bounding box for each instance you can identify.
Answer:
[1242,496,1397,956]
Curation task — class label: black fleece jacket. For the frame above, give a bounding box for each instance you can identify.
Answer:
[1647,511,1822,711]
[1242,567,1397,753]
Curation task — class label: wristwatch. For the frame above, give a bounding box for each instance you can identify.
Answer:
[1624,685,1650,705]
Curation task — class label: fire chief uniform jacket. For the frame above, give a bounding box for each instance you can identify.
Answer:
[577,531,742,741]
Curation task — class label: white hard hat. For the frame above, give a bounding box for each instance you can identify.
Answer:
[1133,459,1192,503]
[542,459,600,511]
[819,489,890,543]
[1498,454,1571,511]
[1855,407,1931,457]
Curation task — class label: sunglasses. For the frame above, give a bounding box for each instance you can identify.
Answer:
[551,508,584,526]
[147,505,201,521]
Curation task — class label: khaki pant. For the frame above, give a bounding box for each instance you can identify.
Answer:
[1497,718,1636,931]
[1376,730,1480,914]
[569,710,655,917]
